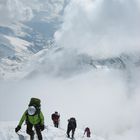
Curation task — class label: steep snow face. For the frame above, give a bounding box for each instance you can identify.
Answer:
[0,32,33,80]
[4,35,32,53]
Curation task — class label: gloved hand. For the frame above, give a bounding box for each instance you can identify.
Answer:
[40,124,45,131]
[15,125,21,133]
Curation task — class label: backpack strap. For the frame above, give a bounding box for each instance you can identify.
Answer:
[25,110,29,123]
[26,109,42,124]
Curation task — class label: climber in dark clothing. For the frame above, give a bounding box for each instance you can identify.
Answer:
[51,111,60,128]
[67,117,77,139]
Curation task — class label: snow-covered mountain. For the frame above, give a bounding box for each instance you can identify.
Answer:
[1,21,140,80]
[0,24,51,79]
[1,0,140,140]
[0,9,60,79]
[0,0,67,80]
[1,0,140,80]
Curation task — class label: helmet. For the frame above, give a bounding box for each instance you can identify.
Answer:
[28,106,36,115]
[55,111,58,114]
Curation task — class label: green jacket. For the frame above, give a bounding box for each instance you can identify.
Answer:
[18,110,44,127]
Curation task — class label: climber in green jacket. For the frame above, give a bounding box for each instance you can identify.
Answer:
[15,106,45,140]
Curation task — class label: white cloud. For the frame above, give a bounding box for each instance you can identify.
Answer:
[0,0,65,26]
[0,0,33,26]
[55,0,140,58]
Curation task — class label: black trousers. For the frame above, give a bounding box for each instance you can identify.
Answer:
[26,122,42,140]
[53,121,59,128]
[67,127,75,139]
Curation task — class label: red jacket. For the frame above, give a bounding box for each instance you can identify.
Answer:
[84,127,91,137]
[51,113,60,122]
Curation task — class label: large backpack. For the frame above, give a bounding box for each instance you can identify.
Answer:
[69,117,76,122]
[28,98,41,111]
[69,117,76,128]
[26,98,41,122]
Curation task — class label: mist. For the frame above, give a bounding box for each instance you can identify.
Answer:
[1,66,140,139]
[55,0,140,58]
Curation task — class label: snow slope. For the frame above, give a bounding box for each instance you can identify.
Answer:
[4,35,32,53]
[0,122,104,140]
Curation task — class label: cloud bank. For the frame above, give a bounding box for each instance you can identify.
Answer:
[55,0,140,58]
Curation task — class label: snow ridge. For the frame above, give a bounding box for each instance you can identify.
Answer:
[0,122,104,140]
